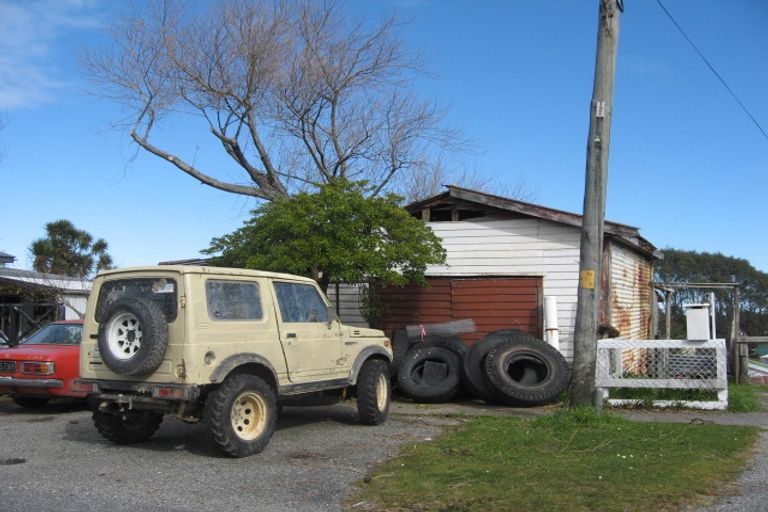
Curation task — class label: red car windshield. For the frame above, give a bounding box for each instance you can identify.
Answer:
[22,323,83,345]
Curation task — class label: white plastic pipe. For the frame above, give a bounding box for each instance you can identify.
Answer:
[544,296,560,351]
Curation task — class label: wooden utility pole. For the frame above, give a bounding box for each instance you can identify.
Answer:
[571,0,622,406]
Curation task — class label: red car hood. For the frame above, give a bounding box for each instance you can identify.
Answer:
[0,344,79,361]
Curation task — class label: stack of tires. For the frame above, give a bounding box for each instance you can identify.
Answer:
[392,328,571,406]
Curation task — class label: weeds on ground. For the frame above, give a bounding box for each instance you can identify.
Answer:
[349,407,758,512]
[607,384,765,413]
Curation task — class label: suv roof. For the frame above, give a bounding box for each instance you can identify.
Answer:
[96,265,318,283]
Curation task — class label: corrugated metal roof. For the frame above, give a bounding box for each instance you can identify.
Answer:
[0,267,91,293]
[407,185,658,259]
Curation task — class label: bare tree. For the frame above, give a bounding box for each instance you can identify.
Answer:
[395,154,537,204]
[83,0,463,200]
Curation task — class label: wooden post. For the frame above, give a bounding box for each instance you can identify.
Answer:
[665,290,673,339]
[571,0,621,406]
[734,287,748,383]
[729,290,738,381]
[650,287,659,338]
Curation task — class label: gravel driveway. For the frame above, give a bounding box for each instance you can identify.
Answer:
[0,398,453,512]
[621,395,768,512]
[694,430,768,512]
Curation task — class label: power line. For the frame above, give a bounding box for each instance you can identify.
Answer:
[655,0,768,144]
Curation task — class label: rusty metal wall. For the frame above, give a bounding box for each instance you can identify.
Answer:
[377,277,541,345]
[609,242,652,339]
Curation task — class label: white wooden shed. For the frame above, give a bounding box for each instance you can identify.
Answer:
[0,267,91,342]
[329,186,659,361]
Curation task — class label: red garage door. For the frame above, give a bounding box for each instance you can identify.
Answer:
[377,277,542,345]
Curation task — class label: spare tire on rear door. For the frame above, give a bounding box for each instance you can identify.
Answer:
[98,298,169,376]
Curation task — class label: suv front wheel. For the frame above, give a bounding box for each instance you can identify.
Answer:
[356,359,391,425]
[206,374,277,458]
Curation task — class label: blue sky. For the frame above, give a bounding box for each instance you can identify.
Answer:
[1,0,766,273]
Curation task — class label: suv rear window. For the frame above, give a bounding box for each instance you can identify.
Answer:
[206,280,263,320]
[96,278,178,322]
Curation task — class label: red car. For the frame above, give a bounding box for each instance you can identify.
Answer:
[0,320,86,408]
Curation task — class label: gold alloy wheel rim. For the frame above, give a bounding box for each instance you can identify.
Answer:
[231,392,268,440]
[375,373,388,411]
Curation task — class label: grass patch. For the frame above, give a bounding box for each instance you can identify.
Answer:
[350,407,758,512]
[607,384,765,413]
[727,384,766,412]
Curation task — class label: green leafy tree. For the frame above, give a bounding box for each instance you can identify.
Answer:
[655,249,768,336]
[203,181,446,293]
[30,220,114,279]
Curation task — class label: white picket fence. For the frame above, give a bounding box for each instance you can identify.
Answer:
[595,338,728,410]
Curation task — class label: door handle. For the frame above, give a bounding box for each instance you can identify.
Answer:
[286,333,297,339]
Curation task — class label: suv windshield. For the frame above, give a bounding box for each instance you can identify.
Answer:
[22,323,83,345]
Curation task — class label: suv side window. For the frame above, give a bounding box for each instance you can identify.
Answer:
[206,280,263,320]
[274,282,330,323]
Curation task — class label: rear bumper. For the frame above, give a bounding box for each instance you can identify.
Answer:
[73,378,200,402]
[0,376,64,389]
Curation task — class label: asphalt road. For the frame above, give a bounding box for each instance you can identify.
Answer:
[4,396,766,512]
[0,398,452,512]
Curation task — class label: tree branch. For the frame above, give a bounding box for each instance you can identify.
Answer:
[130,130,281,200]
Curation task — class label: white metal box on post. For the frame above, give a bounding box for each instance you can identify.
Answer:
[684,304,711,340]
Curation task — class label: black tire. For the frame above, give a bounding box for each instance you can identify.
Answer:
[356,359,391,425]
[390,330,410,377]
[397,346,462,403]
[483,339,571,406]
[463,329,537,401]
[11,396,50,408]
[423,334,468,359]
[97,298,168,376]
[206,374,277,457]
[92,409,163,444]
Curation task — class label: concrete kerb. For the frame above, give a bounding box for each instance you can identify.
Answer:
[390,392,768,429]
[390,398,553,419]
[615,392,768,429]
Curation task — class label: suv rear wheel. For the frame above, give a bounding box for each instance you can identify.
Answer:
[11,396,50,408]
[206,374,277,458]
[93,409,164,444]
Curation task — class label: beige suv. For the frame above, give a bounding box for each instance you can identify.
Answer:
[75,265,392,457]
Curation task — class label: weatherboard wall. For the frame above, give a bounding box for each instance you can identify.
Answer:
[375,276,542,345]
[423,217,580,359]
[326,284,369,328]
